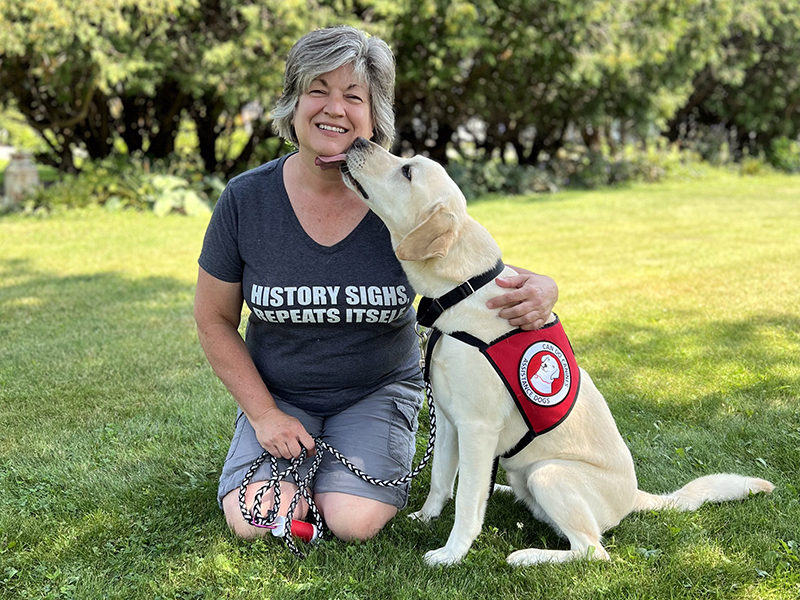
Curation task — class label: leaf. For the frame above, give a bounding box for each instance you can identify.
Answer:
[150,174,187,193]
[104,195,124,211]
[182,191,212,217]
[152,196,174,217]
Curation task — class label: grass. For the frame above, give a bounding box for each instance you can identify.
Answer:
[1,169,799,599]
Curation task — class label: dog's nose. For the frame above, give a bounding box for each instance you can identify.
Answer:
[350,137,370,151]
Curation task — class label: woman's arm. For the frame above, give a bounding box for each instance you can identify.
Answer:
[485,264,558,331]
[194,267,315,458]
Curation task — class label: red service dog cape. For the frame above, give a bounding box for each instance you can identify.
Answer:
[439,315,581,457]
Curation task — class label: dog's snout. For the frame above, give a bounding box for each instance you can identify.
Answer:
[351,137,370,151]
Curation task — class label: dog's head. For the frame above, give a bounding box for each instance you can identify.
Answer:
[342,137,467,261]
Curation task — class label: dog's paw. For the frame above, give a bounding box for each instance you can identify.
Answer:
[424,547,463,566]
[507,545,610,566]
[408,509,438,523]
[492,484,513,494]
[506,548,551,566]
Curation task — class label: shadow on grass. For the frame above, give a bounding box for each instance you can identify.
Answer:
[0,258,234,581]
[1,258,797,595]
[404,313,799,561]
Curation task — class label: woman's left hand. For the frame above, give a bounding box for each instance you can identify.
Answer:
[486,266,558,331]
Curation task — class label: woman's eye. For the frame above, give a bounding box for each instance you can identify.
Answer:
[401,165,412,181]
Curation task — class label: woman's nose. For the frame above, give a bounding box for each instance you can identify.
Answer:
[324,93,345,117]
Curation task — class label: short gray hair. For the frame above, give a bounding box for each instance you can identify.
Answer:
[271,26,396,149]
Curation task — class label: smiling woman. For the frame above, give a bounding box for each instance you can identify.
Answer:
[271,27,397,151]
[192,25,560,548]
[290,64,374,166]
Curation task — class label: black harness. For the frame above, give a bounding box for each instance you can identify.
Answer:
[417,260,580,493]
[416,259,507,328]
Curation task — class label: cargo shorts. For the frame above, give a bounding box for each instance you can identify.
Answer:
[217,379,424,511]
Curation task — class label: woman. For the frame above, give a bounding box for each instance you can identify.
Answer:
[194,26,558,542]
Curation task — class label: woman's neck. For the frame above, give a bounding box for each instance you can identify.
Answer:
[286,151,356,204]
[282,152,370,246]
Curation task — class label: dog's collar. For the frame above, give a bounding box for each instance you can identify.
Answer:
[416,259,505,328]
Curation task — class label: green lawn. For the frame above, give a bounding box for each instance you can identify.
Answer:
[1,170,798,599]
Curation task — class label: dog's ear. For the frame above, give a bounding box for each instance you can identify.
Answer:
[395,204,457,261]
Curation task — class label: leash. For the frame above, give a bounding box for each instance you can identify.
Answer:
[239,323,437,559]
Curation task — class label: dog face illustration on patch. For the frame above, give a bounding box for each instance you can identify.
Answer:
[519,341,572,406]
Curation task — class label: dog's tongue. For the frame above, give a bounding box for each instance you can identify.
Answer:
[315,154,347,170]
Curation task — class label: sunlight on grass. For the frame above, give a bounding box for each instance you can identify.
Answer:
[1,170,798,599]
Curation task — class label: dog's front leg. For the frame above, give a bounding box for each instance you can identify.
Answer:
[410,412,458,522]
[424,428,497,566]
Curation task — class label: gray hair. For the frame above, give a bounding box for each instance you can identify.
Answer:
[271,26,396,149]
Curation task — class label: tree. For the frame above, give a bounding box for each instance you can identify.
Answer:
[387,0,740,165]
[0,0,343,174]
[666,0,800,161]
[3,0,798,175]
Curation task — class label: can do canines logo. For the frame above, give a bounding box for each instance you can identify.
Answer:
[519,341,572,406]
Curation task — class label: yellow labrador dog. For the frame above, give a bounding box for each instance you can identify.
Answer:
[340,137,774,566]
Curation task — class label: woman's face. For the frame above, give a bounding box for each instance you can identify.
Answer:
[292,63,374,162]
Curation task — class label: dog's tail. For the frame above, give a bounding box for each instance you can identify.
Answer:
[632,474,774,513]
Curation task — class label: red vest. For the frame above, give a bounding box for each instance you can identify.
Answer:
[436,316,580,457]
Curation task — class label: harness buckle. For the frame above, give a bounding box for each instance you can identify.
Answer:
[415,322,430,371]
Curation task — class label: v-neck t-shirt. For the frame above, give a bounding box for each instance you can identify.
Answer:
[198,154,420,416]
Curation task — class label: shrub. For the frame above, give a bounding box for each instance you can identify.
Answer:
[768,137,800,173]
[20,154,223,216]
[446,160,559,200]
[448,139,708,198]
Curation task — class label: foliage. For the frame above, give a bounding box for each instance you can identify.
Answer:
[0,104,49,155]
[447,139,709,199]
[0,0,343,174]
[20,154,221,216]
[1,0,799,175]
[666,0,800,161]
[769,136,800,173]
[446,161,558,200]
[386,0,748,164]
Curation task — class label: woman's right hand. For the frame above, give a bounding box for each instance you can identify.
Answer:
[251,407,316,460]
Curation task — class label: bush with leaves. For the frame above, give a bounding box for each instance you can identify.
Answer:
[768,137,800,173]
[447,139,710,198]
[22,154,222,216]
[446,160,559,200]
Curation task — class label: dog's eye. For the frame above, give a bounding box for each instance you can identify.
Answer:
[401,164,412,181]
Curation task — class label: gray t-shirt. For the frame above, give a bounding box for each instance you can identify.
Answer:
[198,154,420,416]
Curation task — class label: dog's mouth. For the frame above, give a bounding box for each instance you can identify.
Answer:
[314,152,369,199]
[340,164,369,200]
[327,137,372,201]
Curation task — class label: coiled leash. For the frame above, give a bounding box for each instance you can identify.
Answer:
[239,322,437,559]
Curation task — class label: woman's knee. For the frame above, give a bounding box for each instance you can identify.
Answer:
[222,483,307,540]
[222,489,268,540]
[315,492,397,542]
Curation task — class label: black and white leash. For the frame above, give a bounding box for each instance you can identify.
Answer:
[238,323,437,559]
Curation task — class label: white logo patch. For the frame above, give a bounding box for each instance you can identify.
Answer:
[519,341,572,406]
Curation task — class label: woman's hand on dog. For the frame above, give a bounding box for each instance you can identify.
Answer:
[252,407,316,459]
[486,267,558,331]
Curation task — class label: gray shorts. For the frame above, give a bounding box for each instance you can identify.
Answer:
[217,379,424,511]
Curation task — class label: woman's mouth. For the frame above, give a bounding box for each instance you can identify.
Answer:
[317,123,347,134]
